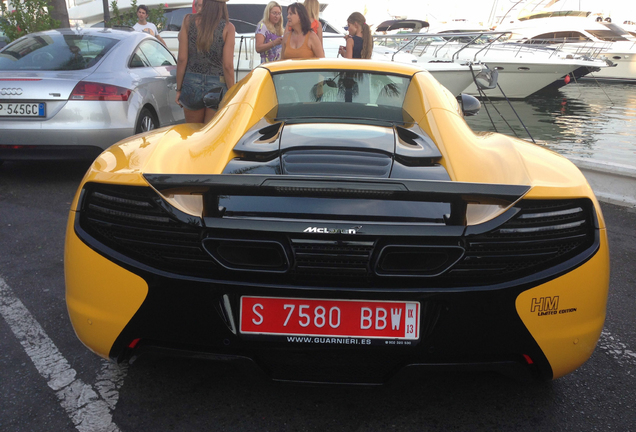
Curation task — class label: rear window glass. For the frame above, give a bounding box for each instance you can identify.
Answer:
[0,33,118,71]
[273,70,411,123]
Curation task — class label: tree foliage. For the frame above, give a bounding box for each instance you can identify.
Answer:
[48,0,70,28]
[109,0,166,31]
[0,0,60,43]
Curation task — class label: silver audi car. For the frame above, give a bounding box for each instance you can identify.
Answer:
[0,27,184,162]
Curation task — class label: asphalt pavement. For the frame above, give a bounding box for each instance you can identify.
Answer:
[0,160,635,432]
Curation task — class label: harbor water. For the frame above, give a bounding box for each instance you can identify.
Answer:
[464,80,636,169]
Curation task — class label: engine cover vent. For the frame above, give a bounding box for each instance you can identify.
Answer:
[282,149,392,177]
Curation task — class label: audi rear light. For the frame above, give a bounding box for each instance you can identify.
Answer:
[70,81,131,101]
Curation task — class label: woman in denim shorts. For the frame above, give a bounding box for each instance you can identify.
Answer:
[175,0,236,123]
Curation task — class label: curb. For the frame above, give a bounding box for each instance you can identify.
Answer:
[568,157,636,208]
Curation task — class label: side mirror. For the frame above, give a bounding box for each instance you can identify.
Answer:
[458,93,481,116]
[203,86,225,110]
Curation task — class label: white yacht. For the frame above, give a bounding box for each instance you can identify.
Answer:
[373,20,609,98]
[496,11,636,82]
[420,33,609,97]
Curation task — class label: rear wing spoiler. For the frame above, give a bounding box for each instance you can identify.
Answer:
[144,174,531,227]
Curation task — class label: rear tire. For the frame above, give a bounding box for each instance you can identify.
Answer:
[135,108,158,134]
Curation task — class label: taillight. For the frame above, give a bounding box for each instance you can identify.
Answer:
[70,81,131,101]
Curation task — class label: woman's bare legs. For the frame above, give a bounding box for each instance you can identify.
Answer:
[183,107,205,123]
[183,107,217,124]
[203,107,218,123]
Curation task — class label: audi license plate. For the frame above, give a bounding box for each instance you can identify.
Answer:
[0,102,46,117]
[240,296,420,345]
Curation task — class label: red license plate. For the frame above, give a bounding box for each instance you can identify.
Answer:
[240,296,419,340]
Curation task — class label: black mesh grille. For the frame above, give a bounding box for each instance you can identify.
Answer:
[447,199,595,283]
[80,184,216,276]
[78,184,597,287]
[287,239,374,283]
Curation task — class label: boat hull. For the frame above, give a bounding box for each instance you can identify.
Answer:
[584,51,636,81]
[450,60,580,98]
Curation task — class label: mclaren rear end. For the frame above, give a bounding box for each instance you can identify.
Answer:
[65,59,609,383]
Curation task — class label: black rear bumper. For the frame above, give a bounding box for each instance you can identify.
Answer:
[108,276,550,384]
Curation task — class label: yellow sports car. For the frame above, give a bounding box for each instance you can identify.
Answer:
[65,59,609,383]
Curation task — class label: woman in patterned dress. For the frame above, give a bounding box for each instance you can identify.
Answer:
[255,1,284,63]
[175,0,235,123]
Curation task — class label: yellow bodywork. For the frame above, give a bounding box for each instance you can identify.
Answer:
[65,59,609,374]
[65,214,148,358]
[517,233,610,378]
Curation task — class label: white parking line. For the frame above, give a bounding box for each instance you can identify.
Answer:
[0,276,124,432]
[95,361,128,411]
[599,330,636,370]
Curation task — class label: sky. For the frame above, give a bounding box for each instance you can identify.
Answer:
[321,0,636,30]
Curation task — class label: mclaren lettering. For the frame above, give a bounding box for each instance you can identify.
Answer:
[303,226,361,234]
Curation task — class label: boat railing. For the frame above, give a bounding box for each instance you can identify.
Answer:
[448,32,518,61]
[235,34,257,70]
[372,33,421,53]
[371,31,575,62]
[232,35,257,81]
[515,37,613,59]
[371,32,482,60]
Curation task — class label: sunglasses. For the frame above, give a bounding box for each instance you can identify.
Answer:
[271,11,282,16]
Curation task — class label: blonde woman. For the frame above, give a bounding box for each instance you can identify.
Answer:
[338,12,373,59]
[303,0,322,44]
[255,1,284,63]
[176,0,236,123]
